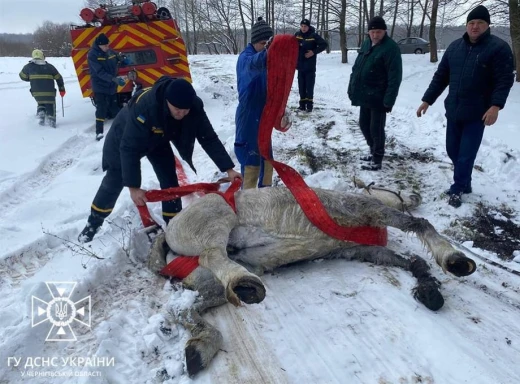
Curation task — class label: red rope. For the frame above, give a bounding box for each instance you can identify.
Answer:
[259,35,387,246]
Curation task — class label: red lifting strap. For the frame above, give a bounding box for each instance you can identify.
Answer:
[259,35,387,246]
[160,256,200,279]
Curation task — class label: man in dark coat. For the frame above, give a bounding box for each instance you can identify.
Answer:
[19,49,65,128]
[295,19,328,112]
[78,76,242,243]
[348,16,402,171]
[417,5,514,208]
[87,33,127,141]
[235,17,275,189]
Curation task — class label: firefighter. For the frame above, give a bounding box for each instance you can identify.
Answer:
[19,49,65,128]
[87,33,127,141]
[78,76,242,243]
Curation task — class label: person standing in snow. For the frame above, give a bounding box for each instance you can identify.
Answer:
[295,18,328,112]
[234,17,275,189]
[19,49,65,128]
[348,16,402,172]
[417,5,514,208]
[78,76,242,243]
[87,33,128,141]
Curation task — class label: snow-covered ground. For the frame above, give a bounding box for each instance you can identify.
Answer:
[0,51,519,384]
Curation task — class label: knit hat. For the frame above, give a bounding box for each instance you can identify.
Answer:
[32,49,44,60]
[251,17,274,44]
[368,16,387,31]
[165,78,196,109]
[95,33,109,46]
[300,19,311,27]
[467,5,491,25]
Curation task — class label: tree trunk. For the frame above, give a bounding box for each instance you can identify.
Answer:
[510,0,520,81]
[358,0,363,46]
[340,0,348,63]
[238,0,248,50]
[429,0,439,63]
[379,0,384,16]
[390,0,399,38]
[369,0,375,20]
[302,0,306,20]
[419,0,429,39]
[407,0,415,38]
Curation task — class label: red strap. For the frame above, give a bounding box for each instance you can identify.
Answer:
[259,35,387,247]
[160,256,200,279]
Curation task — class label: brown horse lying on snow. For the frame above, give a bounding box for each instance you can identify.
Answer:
[147,183,476,376]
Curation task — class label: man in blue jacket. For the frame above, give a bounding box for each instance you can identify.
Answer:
[87,33,127,141]
[235,17,274,189]
[78,77,241,243]
[295,19,328,112]
[417,5,514,208]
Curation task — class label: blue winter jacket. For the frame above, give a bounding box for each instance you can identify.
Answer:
[234,44,268,166]
[422,29,514,122]
[87,43,121,95]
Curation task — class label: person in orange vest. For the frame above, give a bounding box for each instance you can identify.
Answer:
[19,49,65,128]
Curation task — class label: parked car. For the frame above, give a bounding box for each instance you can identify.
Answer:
[397,37,430,54]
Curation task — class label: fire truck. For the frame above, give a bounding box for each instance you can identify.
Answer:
[70,0,191,107]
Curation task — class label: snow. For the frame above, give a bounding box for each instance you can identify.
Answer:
[1,51,519,384]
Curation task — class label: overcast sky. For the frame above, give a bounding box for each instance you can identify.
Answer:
[0,0,84,34]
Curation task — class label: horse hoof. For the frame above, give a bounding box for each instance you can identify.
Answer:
[233,276,266,304]
[413,279,444,311]
[446,253,477,277]
[185,344,204,377]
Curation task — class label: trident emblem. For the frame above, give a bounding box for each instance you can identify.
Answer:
[55,301,68,320]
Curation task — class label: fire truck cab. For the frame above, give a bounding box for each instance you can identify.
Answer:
[70,0,191,107]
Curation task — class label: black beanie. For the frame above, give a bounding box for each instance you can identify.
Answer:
[300,19,311,27]
[467,5,491,25]
[95,33,109,45]
[251,17,274,44]
[165,78,196,109]
[368,16,387,31]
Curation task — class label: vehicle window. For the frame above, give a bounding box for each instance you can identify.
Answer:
[123,50,157,66]
[409,38,416,44]
[398,39,406,44]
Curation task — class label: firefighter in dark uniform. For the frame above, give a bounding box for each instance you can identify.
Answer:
[87,33,127,141]
[295,19,328,112]
[19,49,65,128]
[78,76,242,243]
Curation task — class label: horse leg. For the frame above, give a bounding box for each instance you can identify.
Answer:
[371,206,476,277]
[325,245,444,311]
[166,194,266,306]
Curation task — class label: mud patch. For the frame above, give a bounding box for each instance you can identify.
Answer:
[315,121,336,140]
[446,202,520,261]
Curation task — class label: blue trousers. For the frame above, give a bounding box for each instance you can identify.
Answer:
[446,119,485,194]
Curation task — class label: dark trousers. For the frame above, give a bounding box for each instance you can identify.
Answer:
[88,145,182,227]
[94,93,120,135]
[297,71,316,110]
[359,107,387,164]
[446,119,485,194]
[37,102,56,124]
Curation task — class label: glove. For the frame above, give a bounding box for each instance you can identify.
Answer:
[384,105,392,113]
[113,77,126,86]
[59,90,66,97]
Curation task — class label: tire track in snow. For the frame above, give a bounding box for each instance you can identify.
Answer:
[0,128,96,220]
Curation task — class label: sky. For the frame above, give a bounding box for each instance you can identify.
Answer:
[0,52,519,383]
[0,0,84,34]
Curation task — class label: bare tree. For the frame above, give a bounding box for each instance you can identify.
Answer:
[33,21,72,57]
[509,0,520,81]
[429,0,439,62]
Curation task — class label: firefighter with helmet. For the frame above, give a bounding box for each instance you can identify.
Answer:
[19,49,66,128]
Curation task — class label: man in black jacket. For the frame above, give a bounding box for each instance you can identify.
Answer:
[19,49,65,128]
[348,16,402,171]
[417,5,514,208]
[78,76,242,243]
[295,19,328,112]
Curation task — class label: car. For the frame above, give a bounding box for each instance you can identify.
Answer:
[396,37,430,54]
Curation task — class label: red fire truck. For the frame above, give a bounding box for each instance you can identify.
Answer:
[70,0,191,106]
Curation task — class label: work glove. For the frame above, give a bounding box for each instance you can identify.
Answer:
[113,77,126,86]
[59,90,66,97]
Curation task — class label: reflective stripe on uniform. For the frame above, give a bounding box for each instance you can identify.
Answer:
[29,74,55,80]
[162,212,178,217]
[91,204,113,213]
[31,92,56,97]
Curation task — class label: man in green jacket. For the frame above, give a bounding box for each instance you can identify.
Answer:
[19,49,66,128]
[348,16,402,171]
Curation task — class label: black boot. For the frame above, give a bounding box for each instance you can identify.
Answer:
[361,162,382,171]
[78,223,101,243]
[448,192,463,208]
[360,154,373,162]
[298,100,306,111]
[38,110,45,126]
[306,100,313,112]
